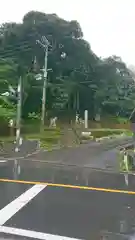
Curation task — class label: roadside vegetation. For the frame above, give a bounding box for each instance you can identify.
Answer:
[0,11,134,149]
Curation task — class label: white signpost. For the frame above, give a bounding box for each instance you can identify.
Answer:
[84,110,88,129]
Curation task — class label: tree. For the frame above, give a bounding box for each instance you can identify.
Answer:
[0,11,134,121]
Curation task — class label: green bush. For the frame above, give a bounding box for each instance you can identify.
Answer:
[116,117,128,124]
[24,127,62,149]
[28,112,40,120]
[119,153,134,172]
[91,130,123,138]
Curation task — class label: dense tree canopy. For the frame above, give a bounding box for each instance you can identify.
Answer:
[0,10,134,121]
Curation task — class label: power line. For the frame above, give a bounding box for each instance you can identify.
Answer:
[0,40,32,49]
[0,33,39,59]
[0,30,66,59]
[0,42,33,54]
[0,49,32,59]
[0,46,35,62]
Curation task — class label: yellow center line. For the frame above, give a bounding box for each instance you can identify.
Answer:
[0,178,135,195]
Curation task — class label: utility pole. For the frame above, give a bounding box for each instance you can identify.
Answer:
[36,36,49,127]
[15,76,22,152]
[42,44,48,126]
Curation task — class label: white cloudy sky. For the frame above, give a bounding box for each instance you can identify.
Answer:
[0,0,135,65]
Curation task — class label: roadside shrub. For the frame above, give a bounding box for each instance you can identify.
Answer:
[91,130,123,138]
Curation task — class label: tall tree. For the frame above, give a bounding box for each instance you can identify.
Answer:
[0,11,134,120]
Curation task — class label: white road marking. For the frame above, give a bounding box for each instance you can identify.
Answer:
[0,226,81,240]
[0,184,46,225]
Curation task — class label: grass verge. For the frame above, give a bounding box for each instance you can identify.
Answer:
[0,128,133,150]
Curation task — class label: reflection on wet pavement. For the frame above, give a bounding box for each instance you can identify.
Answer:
[1,159,135,190]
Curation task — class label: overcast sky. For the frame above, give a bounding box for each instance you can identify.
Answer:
[0,0,135,65]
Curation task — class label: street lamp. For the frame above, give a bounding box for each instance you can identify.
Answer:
[15,76,22,152]
[1,77,22,152]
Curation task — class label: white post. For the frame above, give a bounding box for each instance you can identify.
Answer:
[124,152,129,172]
[124,173,129,186]
[84,110,88,129]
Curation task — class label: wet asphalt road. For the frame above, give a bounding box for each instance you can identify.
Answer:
[2,183,135,240]
[0,137,135,239]
[0,161,135,239]
[0,136,134,171]
[0,135,133,161]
